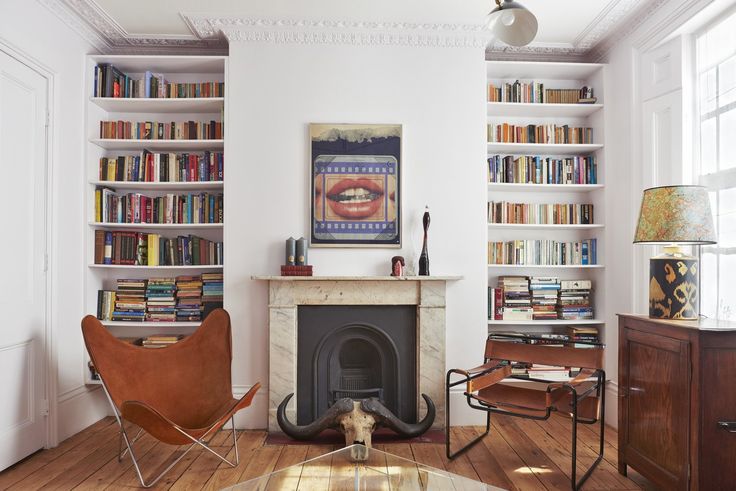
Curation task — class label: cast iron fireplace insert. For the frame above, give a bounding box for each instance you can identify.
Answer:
[296,305,417,425]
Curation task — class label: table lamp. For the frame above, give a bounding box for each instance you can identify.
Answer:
[634,185,716,320]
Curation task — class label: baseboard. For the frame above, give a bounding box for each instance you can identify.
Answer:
[231,384,268,429]
[56,386,109,443]
[605,381,619,429]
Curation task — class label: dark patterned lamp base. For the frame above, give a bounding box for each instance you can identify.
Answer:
[649,255,698,320]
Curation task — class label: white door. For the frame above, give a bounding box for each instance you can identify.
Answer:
[0,48,49,471]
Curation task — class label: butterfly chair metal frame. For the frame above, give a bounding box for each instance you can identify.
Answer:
[445,334,605,491]
[82,309,260,488]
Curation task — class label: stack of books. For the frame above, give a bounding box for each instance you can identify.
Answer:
[529,277,560,320]
[499,276,532,320]
[112,279,147,321]
[557,280,593,320]
[176,275,203,321]
[567,326,600,346]
[202,272,224,316]
[141,334,185,348]
[145,278,176,322]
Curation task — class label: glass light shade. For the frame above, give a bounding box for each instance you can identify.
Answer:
[485,1,538,47]
[634,185,717,245]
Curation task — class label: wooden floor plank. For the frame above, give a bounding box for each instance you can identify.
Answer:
[200,431,267,491]
[7,419,120,490]
[2,418,653,491]
[0,417,116,490]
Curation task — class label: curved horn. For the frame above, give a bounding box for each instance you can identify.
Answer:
[277,394,354,440]
[360,394,436,438]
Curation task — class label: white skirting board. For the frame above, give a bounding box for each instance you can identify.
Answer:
[56,387,109,443]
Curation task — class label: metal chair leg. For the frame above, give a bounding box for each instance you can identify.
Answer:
[446,370,491,459]
[570,384,606,490]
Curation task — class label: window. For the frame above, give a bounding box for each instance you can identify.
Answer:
[695,10,736,320]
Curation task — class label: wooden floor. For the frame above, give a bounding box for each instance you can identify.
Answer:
[0,415,655,490]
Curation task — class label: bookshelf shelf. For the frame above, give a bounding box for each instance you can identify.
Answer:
[487,183,603,193]
[90,139,224,151]
[101,320,201,327]
[487,223,603,230]
[88,264,223,270]
[89,222,223,230]
[89,180,223,190]
[90,97,224,113]
[486,60,607,341]
[487,142,603,155]
[487,102,603,117]
[488,319,605,326]
[488,264,604,269]
[84,55,226,385]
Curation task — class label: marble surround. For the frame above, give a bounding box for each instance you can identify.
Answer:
[254,276,459,432]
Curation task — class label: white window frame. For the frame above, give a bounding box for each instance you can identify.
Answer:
[693,9,736,320]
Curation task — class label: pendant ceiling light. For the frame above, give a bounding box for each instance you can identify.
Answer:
[486,0,538,47]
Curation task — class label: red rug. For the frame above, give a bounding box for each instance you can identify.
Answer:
[265,428,446,446]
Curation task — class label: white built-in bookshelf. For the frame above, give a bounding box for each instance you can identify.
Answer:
[84,55,227,384]
[486,61,606,339]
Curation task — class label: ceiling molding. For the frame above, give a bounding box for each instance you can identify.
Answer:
[485,0,671,62]
[200,17,491,49]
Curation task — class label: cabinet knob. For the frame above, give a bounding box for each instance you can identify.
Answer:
[718,421,736,433]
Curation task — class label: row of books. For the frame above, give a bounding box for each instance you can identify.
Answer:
[487,80,596,104]
[487,155,597,185]
[99,120,223,140]
[488,202,594,225]
[93,230,223,266]
[96,273,223,322]
[93,64,224,99]
[488,124,594,144]
[487,327,601,381]
[98,151,224,183]
[94,188,224,224]
[489,277,593,321]
[488,239,598,266]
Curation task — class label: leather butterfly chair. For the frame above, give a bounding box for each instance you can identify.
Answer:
[82,309,261,488]
[446,335,605,491]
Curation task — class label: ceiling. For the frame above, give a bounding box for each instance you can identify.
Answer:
[46,0,670,59]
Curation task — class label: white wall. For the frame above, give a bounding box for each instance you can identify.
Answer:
[0,0,108,444]
[225,40,488,427]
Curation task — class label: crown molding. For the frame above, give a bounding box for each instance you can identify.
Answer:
[195,17,492,49]
[38,0,110,51]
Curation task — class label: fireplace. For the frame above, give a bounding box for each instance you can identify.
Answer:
[296,306,416,424]
[254,275,459,432]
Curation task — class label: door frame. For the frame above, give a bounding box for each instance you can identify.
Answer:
[0,37,57,448]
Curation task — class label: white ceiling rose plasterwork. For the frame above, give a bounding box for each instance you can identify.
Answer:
[41,0,672,59]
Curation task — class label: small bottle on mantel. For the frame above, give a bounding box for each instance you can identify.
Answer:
[418,206,430,276]
[285,237,296,265]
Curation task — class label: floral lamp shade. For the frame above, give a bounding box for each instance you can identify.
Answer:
[634,185,716,245]
[634,185,716,320]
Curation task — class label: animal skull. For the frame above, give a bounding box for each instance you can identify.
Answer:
[276,393,436,449]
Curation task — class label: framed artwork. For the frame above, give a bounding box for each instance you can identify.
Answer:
[310,123,401,247]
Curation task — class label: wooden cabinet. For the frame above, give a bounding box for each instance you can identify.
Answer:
[618,314,736,490]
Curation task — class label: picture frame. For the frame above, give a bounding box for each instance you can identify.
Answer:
[310,123,401,248]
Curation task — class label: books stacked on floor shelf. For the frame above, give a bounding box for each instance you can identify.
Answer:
[145,278,176,321]
[568,326,600,346]
[202,272,224,316]
[141,334,185,348]
[529,277,561,320]
[112,279,147,322]
[499,276,532,320]
[558,280,593,320]
[176,275,203,322]
[99,151,223,182]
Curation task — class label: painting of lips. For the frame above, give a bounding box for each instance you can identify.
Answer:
[310,124,401,247]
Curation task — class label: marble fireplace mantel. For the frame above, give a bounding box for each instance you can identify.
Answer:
[253,275,461,432]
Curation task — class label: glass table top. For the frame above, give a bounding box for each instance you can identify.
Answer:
[224,444,503,490]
